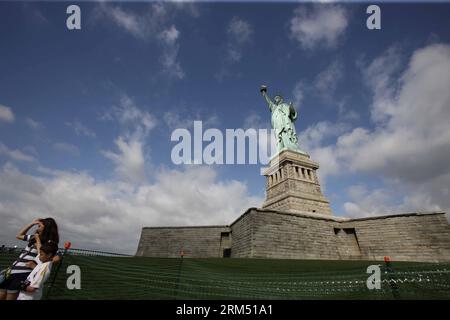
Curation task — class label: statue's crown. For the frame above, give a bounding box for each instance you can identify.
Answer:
[274,94,283,100]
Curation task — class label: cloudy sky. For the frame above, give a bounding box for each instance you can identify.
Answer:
[1,1,450,254]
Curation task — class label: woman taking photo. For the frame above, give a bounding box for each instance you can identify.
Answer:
[0,218,59,300]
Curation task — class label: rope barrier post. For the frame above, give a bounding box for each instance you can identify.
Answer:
[46,241,71,300]
[174,249,184,300]
[384,256,400,300]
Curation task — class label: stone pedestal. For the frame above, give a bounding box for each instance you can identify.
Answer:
[262,149,333,215]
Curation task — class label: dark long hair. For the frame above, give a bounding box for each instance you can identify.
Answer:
[29,217,59,247]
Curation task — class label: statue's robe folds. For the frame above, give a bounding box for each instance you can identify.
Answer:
[269,102,304,153]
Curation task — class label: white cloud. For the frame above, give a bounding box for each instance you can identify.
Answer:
[337,98,359,121]
[172,1,201,18]
[53,143,80,156]
[226,17,253,63]
[298,43,450,218]
[314,60,344,97]
[97,3,185,79]
[0,105,14,123]
[340,43,450,180]
[158,25,185,79]
[241,112,277,166]
[102,95,157,183]
[292,82,305,110]
[164,111,192,129]
[399,173,450,217]
[343,186,397,218]
[163,109,218,130]
[342,180,446,219]
[25,117,44,130]
[299,121,348,151]
[361,45,403,123]
[216,17,253,80]
[290,4,348,50]
[114,95,157,133]
[298,121,348,185]
[65,120,96,138]
[0,142,35,162]
[243,112,269,131]
[108,6,146,38]
[102,137,146,183]
[159,24,179,45]
[22,146,38,158]
[0,163,262,254]
[98,3,166,40]
[227,16,253,46]
[3,95,253,256]
[291,61,344,113]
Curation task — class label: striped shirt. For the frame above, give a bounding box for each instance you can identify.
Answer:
[11,234,39,274]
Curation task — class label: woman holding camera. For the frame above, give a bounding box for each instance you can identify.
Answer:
[0,218,59,300]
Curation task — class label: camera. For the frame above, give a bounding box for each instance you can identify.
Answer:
[19,279,31,291]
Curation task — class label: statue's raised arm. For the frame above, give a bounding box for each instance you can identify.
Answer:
[260,85,275,112]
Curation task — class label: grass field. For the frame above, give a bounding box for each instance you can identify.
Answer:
[1,252,449,300]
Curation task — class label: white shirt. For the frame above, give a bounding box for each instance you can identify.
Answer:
[17,260,52,300]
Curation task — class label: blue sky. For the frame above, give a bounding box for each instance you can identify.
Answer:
[1,1,450,253]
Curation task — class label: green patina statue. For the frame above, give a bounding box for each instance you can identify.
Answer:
[260,85,307,154]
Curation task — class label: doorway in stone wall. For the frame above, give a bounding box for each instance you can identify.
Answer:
[219,232,231,258]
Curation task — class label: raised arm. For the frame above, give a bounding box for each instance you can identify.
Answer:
[16,219,40,240]
[262,91,275,112]
[34,234,42,252]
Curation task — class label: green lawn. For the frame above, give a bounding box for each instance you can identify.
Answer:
[1,253,449,300]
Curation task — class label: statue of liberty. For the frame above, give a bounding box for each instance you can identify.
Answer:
[260,85,307,154]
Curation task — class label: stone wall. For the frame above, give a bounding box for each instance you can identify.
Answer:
[230,209,254,258]
[263,195,333,216]
[344,213,450,262]
[231,208,450,262]
[136,226,230,258]
[232,208,342,259]
[136,208,450,262]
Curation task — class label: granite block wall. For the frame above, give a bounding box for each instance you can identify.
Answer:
[345,213,450,262]
[136,226,230,258]
[230,209,450,262]
[136,209,450,262]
